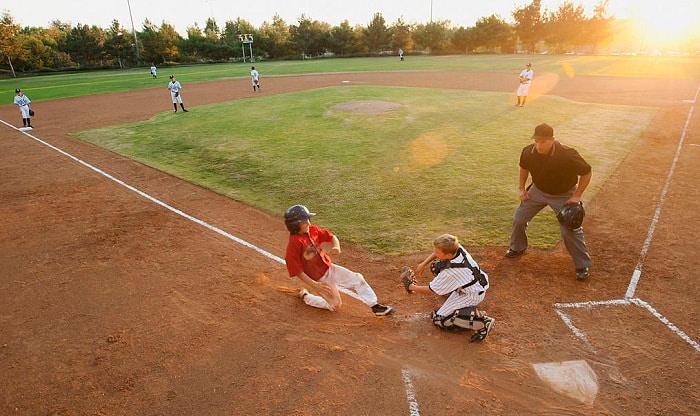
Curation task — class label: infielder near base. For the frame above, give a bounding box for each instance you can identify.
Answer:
[167,75,188,113]
[14,88,33,129]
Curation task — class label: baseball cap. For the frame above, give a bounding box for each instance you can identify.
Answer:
[169,74,174,79]
[15,88,21,92]
[526,63,532,66]
[532,123,554,140]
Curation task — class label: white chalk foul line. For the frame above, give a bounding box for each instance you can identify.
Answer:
[556,297,699,353]
[401,368,421,416]
[0,119,368,302]
[629,299,700,353]
[626,101,695,299]
[0,119,285,264]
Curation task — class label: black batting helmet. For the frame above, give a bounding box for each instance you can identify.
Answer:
[284,205,315,233]
[557,202,585,230]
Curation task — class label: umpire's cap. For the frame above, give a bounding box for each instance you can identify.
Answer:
[284,205,315,233]
[532,123,554,140]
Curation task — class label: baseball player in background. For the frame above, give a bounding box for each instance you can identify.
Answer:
[250,66,261,92]
[505,123,592,280]
[167,75,188,112]
[14,88,33,129]
[150,63,157,79]
[516,63,533,107]
[402,234,495,342]
[284,205,394,316]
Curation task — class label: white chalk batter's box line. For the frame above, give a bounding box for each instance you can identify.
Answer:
[554,298,700,354]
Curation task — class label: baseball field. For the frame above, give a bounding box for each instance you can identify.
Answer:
[1,55,698,415]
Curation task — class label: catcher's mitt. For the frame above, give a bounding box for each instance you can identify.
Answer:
[401,266,416,293]
[29,109,35,116]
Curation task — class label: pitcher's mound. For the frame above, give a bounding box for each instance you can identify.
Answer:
[331,100,402,114]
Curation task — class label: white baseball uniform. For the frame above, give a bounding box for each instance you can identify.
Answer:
[428,245,488,317]
[14,93,31,118]
[250,68,260,91]
[168,80,183,103]
[517,68,534,97]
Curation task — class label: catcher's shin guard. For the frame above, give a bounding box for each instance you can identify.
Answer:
[432,307,487,332]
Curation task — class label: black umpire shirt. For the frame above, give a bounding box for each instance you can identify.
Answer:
[519,140,591,195]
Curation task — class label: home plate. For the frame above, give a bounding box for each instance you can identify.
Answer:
[532,360,598,405]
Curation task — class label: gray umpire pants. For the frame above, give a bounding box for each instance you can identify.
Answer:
[509,184,592,269]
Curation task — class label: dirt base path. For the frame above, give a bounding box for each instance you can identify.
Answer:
[0,71,698,415]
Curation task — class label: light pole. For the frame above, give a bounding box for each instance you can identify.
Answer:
[126,0,140,62]
[430,0,433,23]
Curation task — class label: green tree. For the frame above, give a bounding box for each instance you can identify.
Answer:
[140,20,180,64]
[47,20,74,68]
[585,0,613,53]
[17,27,61,71]
[451,26,478,53]
[220,18,257,60]
[180,24,207,62]
[104,20,134,68]
[544,1,587,53]
[512,0,544,53]
[364,13,390,52]
[65,23,107,67]
[390,17,413,52]
[471,14,515,53]
[255,15,291,58]
[289,15,330,57]
[328,20,357,55]
[411,20,451,53]
[0,12,24,76]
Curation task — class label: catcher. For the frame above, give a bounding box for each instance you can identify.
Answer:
[401,234,495,342]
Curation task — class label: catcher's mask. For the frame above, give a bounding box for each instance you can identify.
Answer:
[284,205,316,233]
[557,202,585,230]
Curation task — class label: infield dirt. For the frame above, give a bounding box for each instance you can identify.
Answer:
[1,71,698,415]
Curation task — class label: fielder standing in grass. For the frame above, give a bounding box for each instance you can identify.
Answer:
[284,204,394,316]
[150,63,157,79]
[167,75,188,113]
[516,63,533,107]
[401,234,495,342]
[505,123,592,280]
[250,66,261,92]
[14,88,33,129]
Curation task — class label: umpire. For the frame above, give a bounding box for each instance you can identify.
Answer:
[505,123,593,279]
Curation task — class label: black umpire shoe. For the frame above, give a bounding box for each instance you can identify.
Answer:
[505,248,526,258]
[576,268,590,279]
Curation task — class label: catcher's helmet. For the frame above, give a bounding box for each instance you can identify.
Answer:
[284,205,315,233]
[557,202,585,230]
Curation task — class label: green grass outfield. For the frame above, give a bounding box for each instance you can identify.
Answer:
[76,85,655,255]
[2,54,699,103]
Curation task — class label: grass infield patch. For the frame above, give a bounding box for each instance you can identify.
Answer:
[76,86,655,255]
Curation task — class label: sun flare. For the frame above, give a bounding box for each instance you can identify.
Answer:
[626,1,699,44]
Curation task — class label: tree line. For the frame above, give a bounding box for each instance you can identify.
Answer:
[1,0,616,75]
